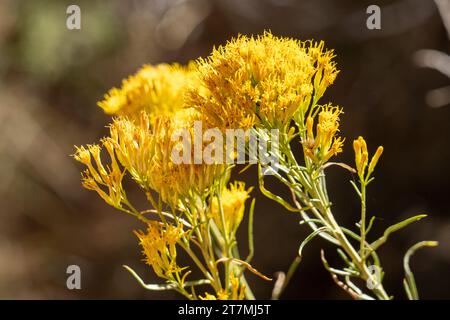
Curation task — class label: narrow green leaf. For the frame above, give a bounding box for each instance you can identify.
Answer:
[123,265,210,291]
[350,180,362,198]
[403,241,438,300]
[258,164,299,212]
[366,216,376,234]
[370,214,427,251]
[298,227,329,258]
[320,250,354,277]
[245,198,256,263]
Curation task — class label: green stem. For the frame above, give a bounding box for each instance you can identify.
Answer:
[360,182,367,256]
[283,145,390,299]
[314,179,389,300]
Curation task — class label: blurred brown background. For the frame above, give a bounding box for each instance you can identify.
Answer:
[0,0,449,299]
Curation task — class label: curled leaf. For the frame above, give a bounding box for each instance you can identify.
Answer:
[403,241,438,300]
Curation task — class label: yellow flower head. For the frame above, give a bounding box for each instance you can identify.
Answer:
[109,109,227,208]
[210,181,252,237]
[187,31,338,130]
[98,63,197,121]
[353,136,383,180]
[307,40,339,101]
[304,104,344,165]
[135,221,185,279]
[73,141,125,208]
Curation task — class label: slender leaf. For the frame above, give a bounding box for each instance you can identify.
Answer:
[298,227,329,258]
[245,198,256,263]
[123,265,210,291]
[370,214,427,252]
[403,241,438,300]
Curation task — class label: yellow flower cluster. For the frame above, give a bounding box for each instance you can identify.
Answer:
[187,31,338,131]
[210,181,252,238]
[74,32,345,300]
[307,40,339,103]
[98,63,196,121]
[304,105,344,165]
[135,221,186,280]
[353,136,383,180]
[73,141,125,208]
[109,109,227,208]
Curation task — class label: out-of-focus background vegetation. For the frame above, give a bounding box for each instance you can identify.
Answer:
[0,0,449,299]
